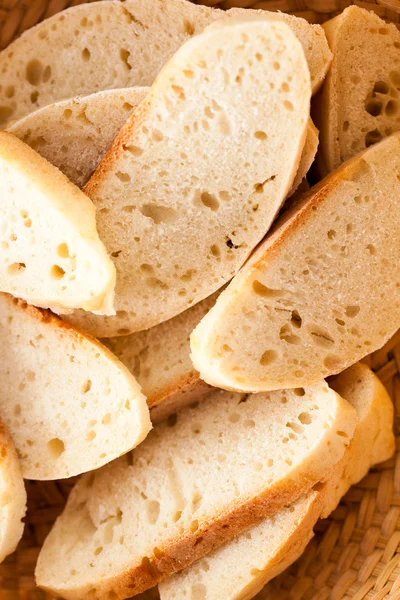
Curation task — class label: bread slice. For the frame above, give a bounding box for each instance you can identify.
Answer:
[0,0,330,127]
[104,292,218,424]
[0,420,27,563]
[315,6,400,174]
[159,363,394,600]
[62,18,310,337]
[0,293,151,480]
[8,87,149,189]
[191,132,400,392]
[36,384,357,598]
[0,131,115,315]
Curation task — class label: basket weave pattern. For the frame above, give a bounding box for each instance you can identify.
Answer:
[1,0,400,598]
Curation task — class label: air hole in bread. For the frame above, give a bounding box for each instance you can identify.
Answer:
[210,244,220,258]
[200,192,219,212]
[374,81,390,95]
[167,414,178,427]
[172,85,186,100]
[244,419,255,428]
[252,280,283,298]
[366,244,376,255]
[82,379,92,394]
[366,129,383,147]
[298,412,312,425]
[47,437,65,458]
[337,430,349,438]
[115,171,131,182]
[146,500,160,525]
[290,310,302,329]
[94,546,103,556]
[259,349,278,366]
[87,430,96,442]
[82,48,91,62]
[345,305,360,318]
[139,203,179,224]
[26,59,43,85]
[385,100,398,116]
[343,120,350,132]
[309,327,335,348]
[324,354,342,370]
[229,413,240,424]
[254,131,268,141]
[191,424,201,434]
[218,112,231,135]
[120,49,132,70]
[190,583,206,600]
[7,262,26,275]
[293,388,305,397]
[365,98,383,117]
[327,229,337,240]
[0,106,13,125]
[286,421,304,434]
[5,85,14,98]
[42,65,51,83]
[57,243,70,259]
[284,100,294,111]
[273,61,280,71]
[51,265,65,279]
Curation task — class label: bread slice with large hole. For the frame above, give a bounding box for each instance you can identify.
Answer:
[104,292,218,424]
[0,0,330,127]
[61,18,310,337]
[0,293,151,480]
[8,87,149,188]
[159,363,394,600]
[314,5,400,175]
[36,383,357,598]
[0,132,115,315]
[191,133,400,392]
[0,420,27,563]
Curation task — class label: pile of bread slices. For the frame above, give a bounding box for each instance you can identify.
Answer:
[0,1,399,598]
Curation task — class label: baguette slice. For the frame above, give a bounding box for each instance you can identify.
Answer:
[0,420,27,563]
[64,18,310,337]
[0,132,115,315]
[8,87,149,188]
[104,293,218,424]
[159,363,394,600]
[191,133,400,392]
[0,0,330,126]
[315,6,400,174]
[0,294,151,480]
[36,384,357,598]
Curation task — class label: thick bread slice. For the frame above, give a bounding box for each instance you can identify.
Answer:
[64,19,310,337]
[104,293,218,424]
[315,6,400,174]
[0,420,26,563]
[35,384,357,598]
[8,87,149,188]
[0,294,151,480]
[8,94,316,199]
[0,132,115,315]
[0,0,330,126]
[191,133,400,392]
[159,363,395,600]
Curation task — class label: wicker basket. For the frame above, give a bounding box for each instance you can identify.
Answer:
[1,0,400,598]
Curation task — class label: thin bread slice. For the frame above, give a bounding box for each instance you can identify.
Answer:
[0,294,151,480]
[0,132,115,315]
[64,18,310,337]
[0,0,330,127]
[8,94,316,198]
[191,133,400,392]
[0,420,27,563]
[315,6,400,174]
[104,293,218,424]
[35,384,357,598]
[159,363,394,600]
[8,87,149,188]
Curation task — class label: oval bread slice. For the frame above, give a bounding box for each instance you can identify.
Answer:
[35,384,357,598]
[8,87,149,188]
[64,18,310,337]
[0,0,330,127]
[315,6,400,174]
[0,420,26,564]
[159,363,394,600]
[0,132,115,315]
[0,293,151,480]
[191,133,400,392]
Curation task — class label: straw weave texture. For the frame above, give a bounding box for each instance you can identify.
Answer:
[0,0,400,598]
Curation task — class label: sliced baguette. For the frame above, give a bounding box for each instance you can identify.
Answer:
[8,94,316,198]
[0,132,115,315]
[315,6,400,174]
[104,293,218,424]
[36,384,357,598]
[0,420,27,563]
[0,293,151,480]
[64,18,310,337]
[159,363,394,600]
[8,87,149,188]
[191,133,400,392]
[0,0,330,127]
